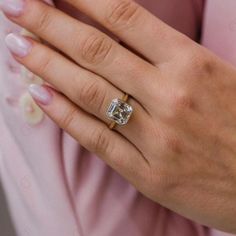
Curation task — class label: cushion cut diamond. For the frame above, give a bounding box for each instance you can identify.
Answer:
[106,98,133,125]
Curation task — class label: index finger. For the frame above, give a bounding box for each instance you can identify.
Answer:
[65,0,188,64]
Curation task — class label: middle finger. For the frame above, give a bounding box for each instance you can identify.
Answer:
[3,0,158,106]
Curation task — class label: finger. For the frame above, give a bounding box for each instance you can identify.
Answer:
[28,83,149,186]
[2,0,158,105]
[65,0,188,64]
[6,33,151,152]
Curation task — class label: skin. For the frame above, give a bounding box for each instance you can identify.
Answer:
[2,0,236,233]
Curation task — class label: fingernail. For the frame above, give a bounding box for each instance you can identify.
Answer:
[28,84,53,105]
[43,0,53,5]
[0,0,25,16]
[5,33,32,57]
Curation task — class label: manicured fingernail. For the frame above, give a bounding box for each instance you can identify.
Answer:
[0,0,25,16]
[5,33,32,57]
[43,0,53,5]
[28,84,53,105]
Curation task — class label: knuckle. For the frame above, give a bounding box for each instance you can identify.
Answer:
[162,132,183,154]
[35,50,53,78]
[58,106,78,130]
[89,126,111,154]
[195,54,215,76]
[36,9,52,33]
[167,88,195,119]
[80,33,113,65]
[106,0,140,29]
[173,90,194,111]
[181,46,215,78]
[79,80,107,112]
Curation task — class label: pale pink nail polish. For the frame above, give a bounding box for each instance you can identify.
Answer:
[43,0,53,5]
[28,84,53,105]
[0,0,25,16]
[5,33,32,57]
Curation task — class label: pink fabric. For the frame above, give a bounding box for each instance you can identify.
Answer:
[0,0,235,235]
[201,1,236,235]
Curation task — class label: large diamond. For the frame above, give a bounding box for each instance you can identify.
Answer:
[106,98,133,125]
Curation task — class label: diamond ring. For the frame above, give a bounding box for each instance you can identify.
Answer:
[106,93,133,129]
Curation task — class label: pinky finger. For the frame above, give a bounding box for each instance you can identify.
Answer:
[28,83,148,186]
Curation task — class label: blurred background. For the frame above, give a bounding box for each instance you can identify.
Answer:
[0,182,16,236]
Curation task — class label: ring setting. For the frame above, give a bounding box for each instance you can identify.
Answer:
[106,93,133,129]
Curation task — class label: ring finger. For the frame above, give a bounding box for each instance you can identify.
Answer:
[6,33,151,150]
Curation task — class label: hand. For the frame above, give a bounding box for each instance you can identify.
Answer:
[2,0,236,233]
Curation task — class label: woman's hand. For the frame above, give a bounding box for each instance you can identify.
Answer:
[2,0,236,233]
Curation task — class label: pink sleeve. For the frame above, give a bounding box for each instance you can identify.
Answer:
[201,0,236,235]
[201,0,236,66]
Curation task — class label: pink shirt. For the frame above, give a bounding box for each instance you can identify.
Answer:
[0,0,235,235]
